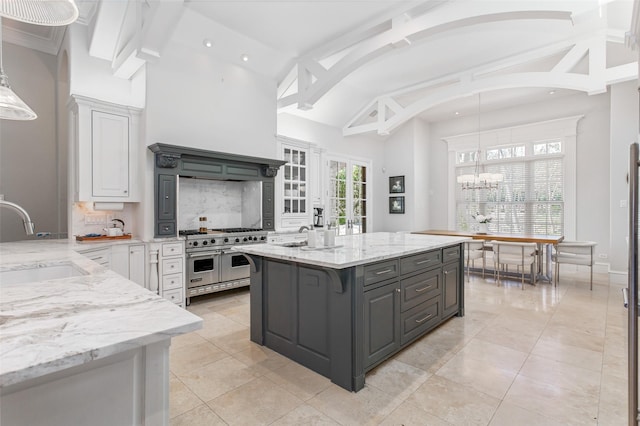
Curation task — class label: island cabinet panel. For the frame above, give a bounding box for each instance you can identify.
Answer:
[363,260,399,286]
[400,267,441,312]
[443,261,461,318]
[363,279,401,368]
[247,241,464,393]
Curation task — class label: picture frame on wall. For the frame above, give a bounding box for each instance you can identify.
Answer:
[389,176,405,193]
[389,196,405,214]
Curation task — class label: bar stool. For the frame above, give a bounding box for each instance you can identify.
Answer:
[492,241,537,290]
[464,240,485,281]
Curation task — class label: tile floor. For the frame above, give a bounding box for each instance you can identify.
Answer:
[169,269,628,425]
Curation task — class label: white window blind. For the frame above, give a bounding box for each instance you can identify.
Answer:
[456,140,564,236]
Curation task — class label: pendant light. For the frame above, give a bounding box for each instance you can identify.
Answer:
[456,93,503,190]
[0,18,37,120]
[0,0,79,26]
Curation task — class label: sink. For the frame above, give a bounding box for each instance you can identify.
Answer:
[275,241,308,248]
[0,263,88,285]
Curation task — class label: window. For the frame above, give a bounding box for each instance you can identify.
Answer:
[456,139,564,235]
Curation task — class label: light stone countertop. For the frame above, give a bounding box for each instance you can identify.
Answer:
[0,240,202,388]
[232,232,471,269]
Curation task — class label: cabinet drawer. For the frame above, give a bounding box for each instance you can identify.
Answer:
[162,242,183,257]
[162,257,183,275]
[443,245,461,263]
[163,288,183,305]
[401,297,440,345]
[400,251,441,275]
[363,260,399,286]
[401,268,440,312]
[281,217,309,228]
[162,273,183,291]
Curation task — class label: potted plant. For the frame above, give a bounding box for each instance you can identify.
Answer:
[472,213,492,234]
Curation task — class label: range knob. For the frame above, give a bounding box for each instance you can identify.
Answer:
[235,238,240,243]
[243,237,248,242]
[260,236,265,241]
[253,236,258,241]
[224,238,229,243]
[193,241,199,247]
[202,240,208,246]
[210,239,216,244]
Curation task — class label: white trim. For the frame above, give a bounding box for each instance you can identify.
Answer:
[445,115,583,237]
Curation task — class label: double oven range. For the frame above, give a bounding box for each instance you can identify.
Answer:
[181,228,267,303]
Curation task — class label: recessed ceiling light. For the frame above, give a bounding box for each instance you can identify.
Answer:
[241,54,249,62]
[455,111,459,115]
[203,39,212,48]
[549,90,556,95]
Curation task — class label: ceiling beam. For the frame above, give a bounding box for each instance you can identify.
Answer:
[277,2,574,112]
[344,33,637,136]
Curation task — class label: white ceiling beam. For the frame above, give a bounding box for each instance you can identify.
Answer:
[344,33,637,137]
[87,0,128,61]
[279,8,573,111]
[111,0,184,79]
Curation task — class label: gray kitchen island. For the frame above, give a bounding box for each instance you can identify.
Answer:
[233,232,469,392]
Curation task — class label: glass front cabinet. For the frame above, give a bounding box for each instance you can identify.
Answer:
[277,139,321,231]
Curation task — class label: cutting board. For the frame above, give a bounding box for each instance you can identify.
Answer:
[75,234,132,241]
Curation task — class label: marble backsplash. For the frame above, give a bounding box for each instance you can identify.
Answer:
[178,178,262,230]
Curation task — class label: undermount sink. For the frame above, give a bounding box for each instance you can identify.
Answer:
[0,263,88,285]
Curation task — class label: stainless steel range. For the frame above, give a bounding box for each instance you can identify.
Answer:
[181,228,267,303]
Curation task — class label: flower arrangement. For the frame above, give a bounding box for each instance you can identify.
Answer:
[472,213,492,224]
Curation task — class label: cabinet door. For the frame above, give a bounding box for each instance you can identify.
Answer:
[129,244,146,287]
[91,110,130,198]
[157,174,176,236]
[363,280,400,368]
[110,245,129,278]
[442,262,460,318]
[262,181,275,230]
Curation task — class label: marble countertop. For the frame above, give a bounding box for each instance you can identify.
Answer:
[232,232,470,269]
[0,240,202,388]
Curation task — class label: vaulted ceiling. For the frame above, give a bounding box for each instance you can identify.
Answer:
[3,0,638,136]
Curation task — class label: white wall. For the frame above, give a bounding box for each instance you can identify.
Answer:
[428,91,612,261]
[0,42,59,242]
[610,80,640,273]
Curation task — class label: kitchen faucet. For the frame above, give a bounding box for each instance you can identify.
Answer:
[298,225,313,233]
[0,200,35,235]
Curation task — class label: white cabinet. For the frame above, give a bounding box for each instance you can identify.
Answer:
[69,95,142,202]
[276,137,324,231]
[157,241,185,307]
[77,247,111,268]
[84,244,146,288]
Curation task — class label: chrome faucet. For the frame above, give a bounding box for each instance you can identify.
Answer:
[0,200,35,235]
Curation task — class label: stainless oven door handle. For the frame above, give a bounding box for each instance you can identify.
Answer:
[187,252,221,258]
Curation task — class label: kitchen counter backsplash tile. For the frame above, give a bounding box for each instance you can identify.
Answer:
[71,202,135,238]
[178,178,261,230]
[0,240,202,388]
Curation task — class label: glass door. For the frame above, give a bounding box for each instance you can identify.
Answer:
[283,147,307,215]
[327,157,369,235]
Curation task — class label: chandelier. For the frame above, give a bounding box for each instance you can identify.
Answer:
[456,94,503,190]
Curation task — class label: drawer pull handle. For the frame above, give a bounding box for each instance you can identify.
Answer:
[415,285,432,292]
[375,269,393,275]
[415,259,433,265]
[415,314,433,323]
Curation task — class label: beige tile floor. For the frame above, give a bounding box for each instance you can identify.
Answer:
[169,269,629,425]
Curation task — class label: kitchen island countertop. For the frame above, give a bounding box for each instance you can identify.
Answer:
[0,240,202,388]
[233,232,471,269]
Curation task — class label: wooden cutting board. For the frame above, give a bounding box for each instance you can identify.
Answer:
[75,234,132,241]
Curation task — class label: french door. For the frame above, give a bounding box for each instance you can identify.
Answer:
[326,157,370,235]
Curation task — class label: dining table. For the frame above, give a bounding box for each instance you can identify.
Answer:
[413,230,565,283]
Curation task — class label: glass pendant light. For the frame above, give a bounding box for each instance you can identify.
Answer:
[0,18,37,120]
[0,0,79,26]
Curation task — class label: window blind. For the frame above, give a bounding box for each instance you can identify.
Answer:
[455,143,564,236]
